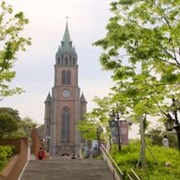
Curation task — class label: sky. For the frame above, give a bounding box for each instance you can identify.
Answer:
[1,0,140,138]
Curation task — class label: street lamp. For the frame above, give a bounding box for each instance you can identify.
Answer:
[45,136,51,153]
[165,120,180,153]
[165,98,180,153]
[96,126,103,155]
[165,119,180,153]
[109,110,121,151]
[165,118,174,131]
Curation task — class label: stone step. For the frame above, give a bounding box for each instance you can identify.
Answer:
[20,159,115,180]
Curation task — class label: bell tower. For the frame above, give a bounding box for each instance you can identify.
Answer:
[44,21,87,156]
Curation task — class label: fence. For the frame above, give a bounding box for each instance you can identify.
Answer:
[100,144,141,180]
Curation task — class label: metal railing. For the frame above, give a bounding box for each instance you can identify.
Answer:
[100,144,141,180]
[127,168,141,180]
[100,144,123,180]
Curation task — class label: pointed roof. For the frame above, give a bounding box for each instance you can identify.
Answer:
[55,20,78,64]
[60,22,72,53]
[62,22,71,43]
[45,92,51,103]
[80,93,87,103]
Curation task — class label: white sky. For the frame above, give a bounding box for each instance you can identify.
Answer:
[1,0,141,138]
[1,0,114,123]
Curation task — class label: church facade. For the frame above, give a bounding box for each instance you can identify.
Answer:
[44,22,87,156]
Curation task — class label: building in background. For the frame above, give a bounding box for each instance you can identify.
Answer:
[44,22,87,156]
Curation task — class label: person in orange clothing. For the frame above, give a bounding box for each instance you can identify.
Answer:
[37,147,45,160]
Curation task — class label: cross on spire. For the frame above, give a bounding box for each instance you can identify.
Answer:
[65,16,69,23]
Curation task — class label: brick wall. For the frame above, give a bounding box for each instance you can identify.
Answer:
[31,128,44,159]
[0,138,28,180]
[0,138,27,154]
[7,139,28,180]
[0,128,43,179]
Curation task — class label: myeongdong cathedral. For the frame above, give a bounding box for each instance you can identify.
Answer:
[43,21,87,156]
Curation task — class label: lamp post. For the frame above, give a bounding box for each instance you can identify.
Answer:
[46,136,51,153]
[110,110,121,151]
[165,98,180,153]
[96,126,103,155]
[165,118,180,153]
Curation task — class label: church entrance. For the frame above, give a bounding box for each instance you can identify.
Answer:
[62,153,69,156]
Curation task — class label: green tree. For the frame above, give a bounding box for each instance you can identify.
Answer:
[0,107,21,138]
[0,1,31,99]
[78,96,112,143]
[0,108,37,138]
[146,126,164,146]
[93,0,180,172]
[18,117,36,137]
[147,126,178,148]
[78,118,97,141]
[94,0,180,124]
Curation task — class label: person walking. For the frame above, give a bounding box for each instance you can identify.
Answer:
[162,135,169,148]
[37,147,45,160]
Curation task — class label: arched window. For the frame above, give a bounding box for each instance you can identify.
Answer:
[61,108,70,142]
[60,59,63,64]
[73,58,76,64]
[61,55,64,64]
[62,70,66,84]
[62,70,71,85]
[57,58,60,64]
[65,57,68,64]
[67,70,71,84]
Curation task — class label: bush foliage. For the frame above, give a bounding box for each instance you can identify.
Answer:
[0,145,14,170]
[110,140,180,180]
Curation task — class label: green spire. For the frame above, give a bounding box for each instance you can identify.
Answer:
[61,22,72,53]
[55,20,77,65]
[62,22,71,43]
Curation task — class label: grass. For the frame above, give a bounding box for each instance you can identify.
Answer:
[110,140,180,180]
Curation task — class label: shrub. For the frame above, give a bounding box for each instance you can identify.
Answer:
[0,145,14,170]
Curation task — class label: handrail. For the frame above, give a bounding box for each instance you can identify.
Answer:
[100,144,141,180]
[127,174,133,180]
[127,168,141,180]
[100,144,124,180]
[130,169,141,180]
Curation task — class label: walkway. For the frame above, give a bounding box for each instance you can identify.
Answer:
[20,158,115,180]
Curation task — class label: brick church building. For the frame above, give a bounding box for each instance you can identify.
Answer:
[44,22,87,156]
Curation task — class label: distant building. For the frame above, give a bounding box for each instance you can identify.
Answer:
[44,22,87,156]
[36,124,44,140]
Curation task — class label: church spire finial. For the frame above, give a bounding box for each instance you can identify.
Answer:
[65,15,69,25]
[62,16,71,43]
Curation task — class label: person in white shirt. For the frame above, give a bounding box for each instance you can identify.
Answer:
[162,135,169,147]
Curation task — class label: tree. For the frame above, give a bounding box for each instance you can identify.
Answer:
[94,0,180,124]
[78,118,97,141]
[0,1,31,100]
[78,96,112,143]
[0,107,21,138]
[18,117,36,137]
[0,108,36,138]
[93,0,180,172]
